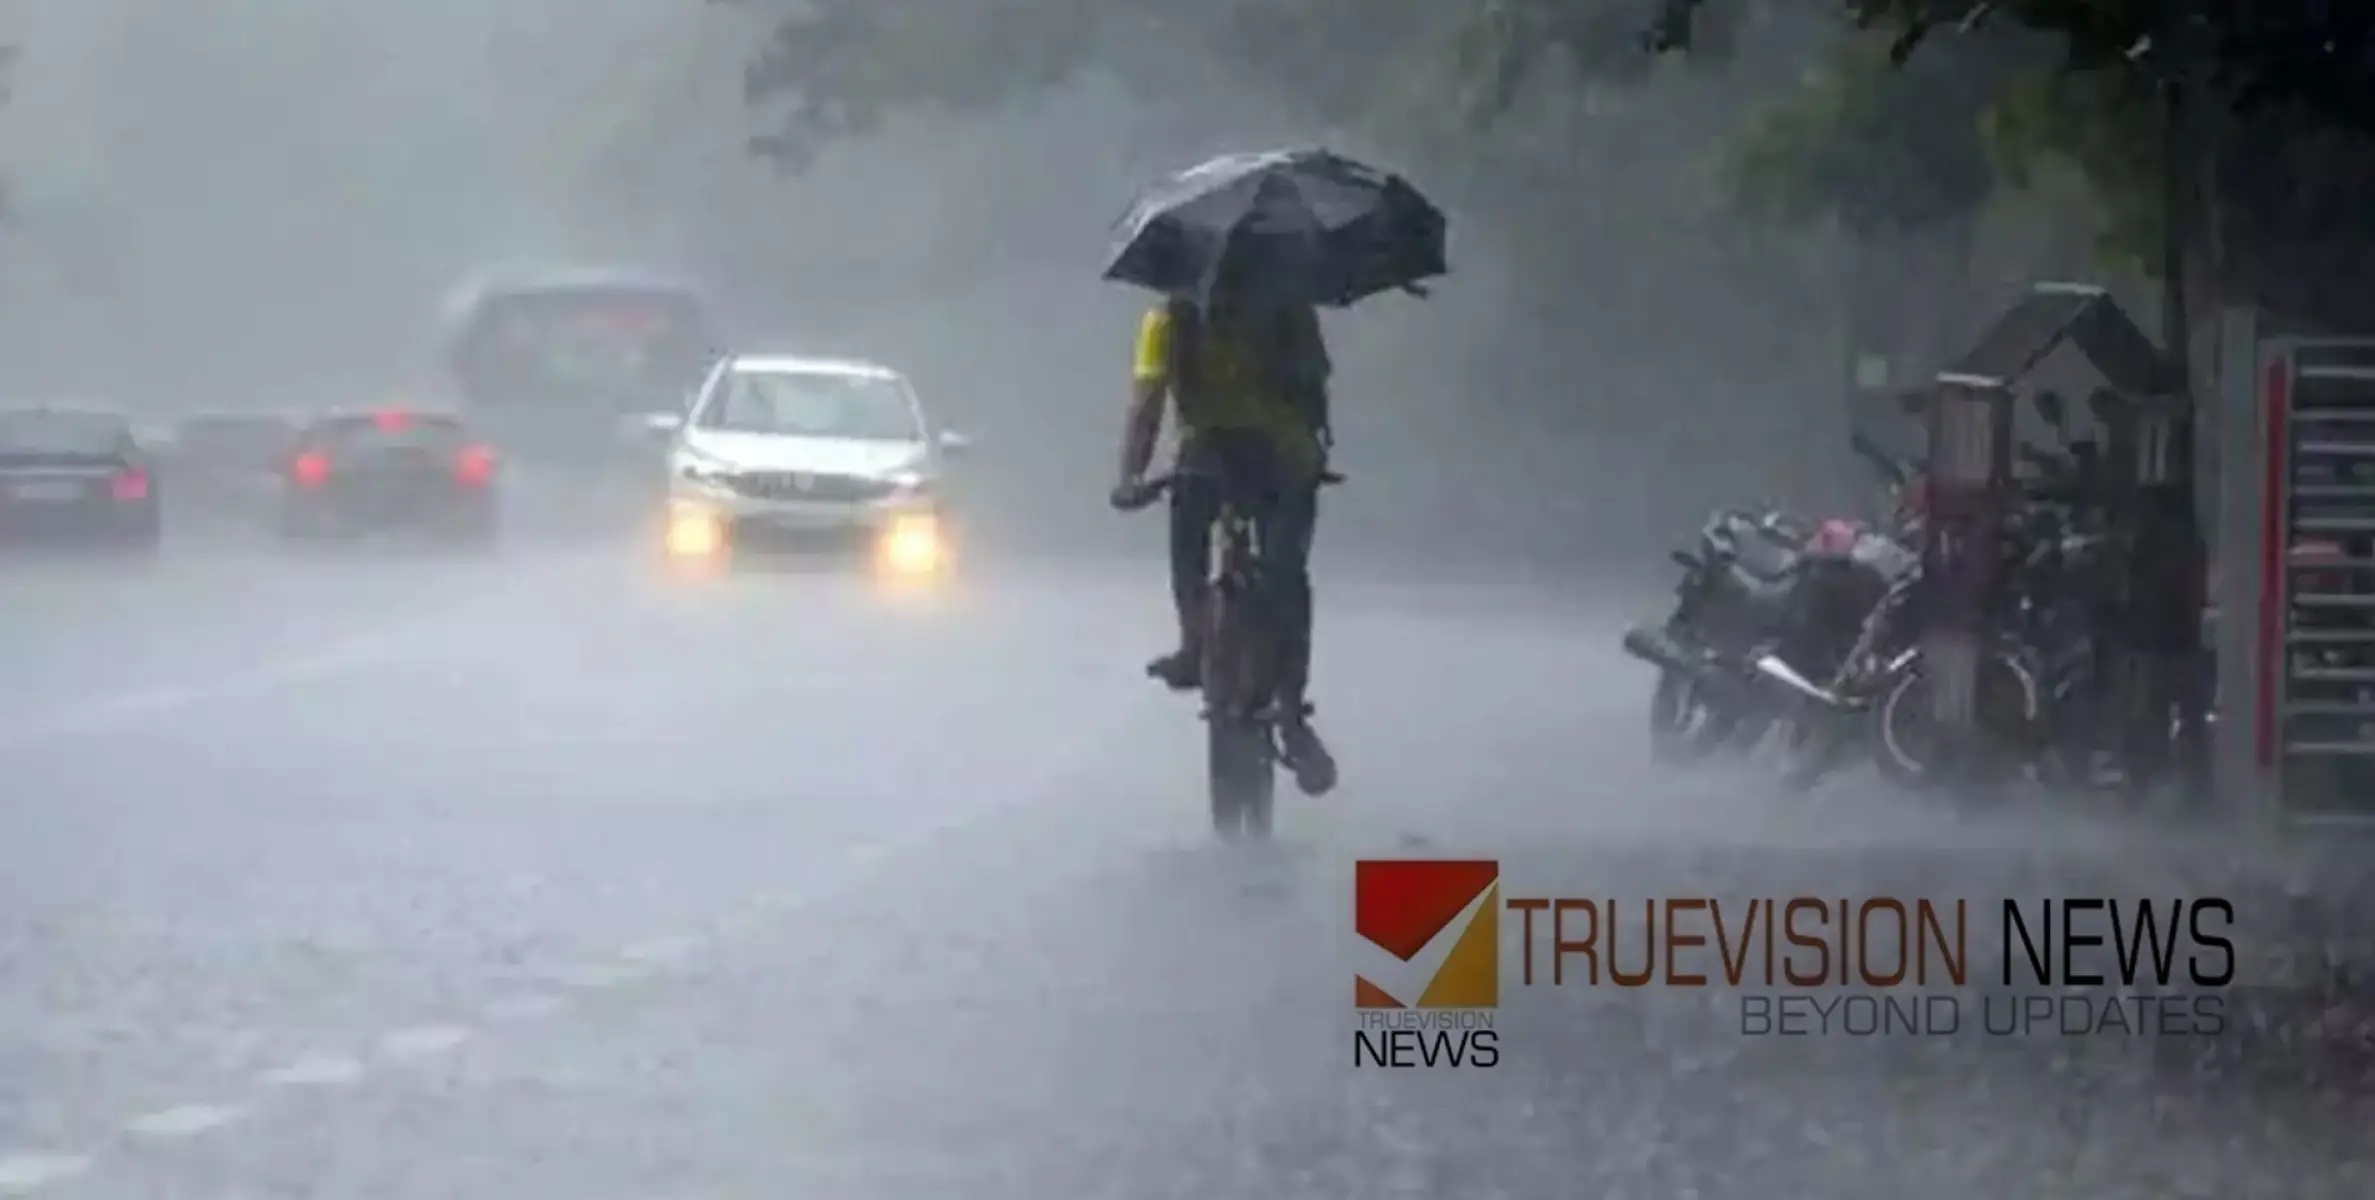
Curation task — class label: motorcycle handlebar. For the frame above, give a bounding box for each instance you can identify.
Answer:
[1848,433,1908,486]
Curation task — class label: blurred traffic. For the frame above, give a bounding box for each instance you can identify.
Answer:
[0,269,972,589]
[0,405,161,553]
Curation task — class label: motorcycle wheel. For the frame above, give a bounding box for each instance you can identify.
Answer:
[1649,669,1739,765]
[1873,651,2038,793]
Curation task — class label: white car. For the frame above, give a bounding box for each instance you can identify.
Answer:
[646,354,968,574]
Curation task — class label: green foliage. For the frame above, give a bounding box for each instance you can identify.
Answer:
[1719,32,2000,234]
[1978,65,2163,270]
[1829,0,2375,130]
[725,0,1473,170]
[1463,0,2363,248]
[1709,20,2174,263]
[1692,4,2186,273]
[728,0,1108,170]
[721,0,1737,171]
[716,0,2373,304]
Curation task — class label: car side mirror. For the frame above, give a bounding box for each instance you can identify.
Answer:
[936,429,972,456]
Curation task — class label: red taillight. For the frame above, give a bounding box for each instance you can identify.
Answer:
[110,467,149,502]
[373,408,411,432]
[291,451,331,488]
[453,444,495,487]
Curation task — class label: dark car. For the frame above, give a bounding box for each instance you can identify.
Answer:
[167,412,295,528]
[0,405,162,551]
[279,408,499,544]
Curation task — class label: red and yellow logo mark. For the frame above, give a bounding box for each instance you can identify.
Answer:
[1354,859,1499,1008]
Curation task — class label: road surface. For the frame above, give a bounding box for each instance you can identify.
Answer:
[0,536,2366,1199]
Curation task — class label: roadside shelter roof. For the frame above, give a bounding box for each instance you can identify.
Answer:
[1935,282,2173,394]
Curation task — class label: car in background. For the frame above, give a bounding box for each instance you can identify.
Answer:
[647,354,967,577]
[278,408,499,545]
[166,412,295,529]
[130,417,179,455]
[0,403,161,552]
[437,268,721,470]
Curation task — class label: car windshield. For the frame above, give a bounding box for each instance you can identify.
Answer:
[698,369,921,441]
[0,409,131,453]
[306,414,470,453]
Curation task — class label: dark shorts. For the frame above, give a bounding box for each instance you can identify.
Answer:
[1169,430,1317,602]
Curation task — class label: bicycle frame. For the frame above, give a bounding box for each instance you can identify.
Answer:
[1135,464,1337,839]
[1203,490,1281,723]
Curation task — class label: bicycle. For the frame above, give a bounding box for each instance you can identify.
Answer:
[1126,466,1342,839]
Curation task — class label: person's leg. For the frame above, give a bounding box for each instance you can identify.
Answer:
[1256,476,1335,794]
[1149,470,1216,689]
[1259,481,1317,708]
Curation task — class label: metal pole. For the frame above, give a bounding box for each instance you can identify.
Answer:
[2157,76,2215,806]
[1921,381,2012,786]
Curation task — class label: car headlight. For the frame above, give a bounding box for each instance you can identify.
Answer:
[664,500,726,558]
[876,510,945,575]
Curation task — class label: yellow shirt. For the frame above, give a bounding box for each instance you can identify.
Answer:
[1133,303,1323,477]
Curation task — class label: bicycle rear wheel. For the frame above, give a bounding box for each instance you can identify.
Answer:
[1202,581,1276,839]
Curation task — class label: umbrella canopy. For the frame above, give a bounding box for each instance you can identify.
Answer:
[1103,148,1447,308]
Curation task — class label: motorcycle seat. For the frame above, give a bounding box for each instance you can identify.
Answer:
[1728,536,1802,582]
[1723,562,1803,610]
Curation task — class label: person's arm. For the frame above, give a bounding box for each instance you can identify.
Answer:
[1290,308,1332,451]
[1118,307,1171,487]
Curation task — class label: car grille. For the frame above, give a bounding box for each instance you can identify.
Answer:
[725,471,897,503]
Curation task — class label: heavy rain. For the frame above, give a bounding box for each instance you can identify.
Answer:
[0,1,2369,1196]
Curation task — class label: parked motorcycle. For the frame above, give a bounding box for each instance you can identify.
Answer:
[1769,428,2107,793]
[1623,434,1920,764]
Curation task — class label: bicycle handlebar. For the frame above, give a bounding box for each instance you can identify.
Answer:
[1137,469,1346,495]
[1116,468,1341,513]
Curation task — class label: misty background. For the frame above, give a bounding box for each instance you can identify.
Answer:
[0,0,2131,571]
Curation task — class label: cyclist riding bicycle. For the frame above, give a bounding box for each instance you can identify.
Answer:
[1109,271,1338,796]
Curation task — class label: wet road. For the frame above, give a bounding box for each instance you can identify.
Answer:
[0,538,2368,1199]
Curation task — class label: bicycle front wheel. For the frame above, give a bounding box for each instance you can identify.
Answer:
[1208,717,1275,839]
[1202,582,1276,839]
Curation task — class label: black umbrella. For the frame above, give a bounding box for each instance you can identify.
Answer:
[1103,148,1447,308]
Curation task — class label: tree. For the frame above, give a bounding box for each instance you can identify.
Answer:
[1705,2,2375,304]
[1719,30,2007,236]
[721,0,1728,172]
[1641,0,2375,437]
[720,0,2375,293]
